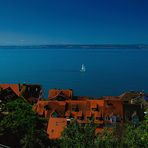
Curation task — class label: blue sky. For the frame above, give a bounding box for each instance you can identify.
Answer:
[0,0,148,45]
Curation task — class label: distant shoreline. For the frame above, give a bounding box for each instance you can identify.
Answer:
[0,44,148,49]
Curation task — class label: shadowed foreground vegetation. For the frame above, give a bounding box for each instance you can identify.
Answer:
[59,115,148,148]
[0,98,148,148]
[0,99,49,148]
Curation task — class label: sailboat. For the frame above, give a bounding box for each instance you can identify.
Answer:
[80,64,86,72]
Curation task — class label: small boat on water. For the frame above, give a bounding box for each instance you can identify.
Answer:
[80,64,86,72]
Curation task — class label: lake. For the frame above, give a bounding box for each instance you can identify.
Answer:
[0,48,148,97]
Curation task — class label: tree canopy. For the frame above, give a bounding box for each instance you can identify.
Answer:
[0,98,49,148]
[59,120,96,148]
[60,113,148,148]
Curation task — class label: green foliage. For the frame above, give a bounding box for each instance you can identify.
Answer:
[95,125,120,148]
[0,98,49,148]
[59,120,96,148]
[121,123,148,148]
[59,114,148,148]
[121,109,148,148]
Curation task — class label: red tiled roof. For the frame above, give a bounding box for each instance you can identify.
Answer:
[48,89,73,100]
[33,100,49,115]
[85,110,92,117]
[89,100,104,107]
[77,111,82,117]
[47,118,67,139]
[33,95,125,140]
[94,111,101,117]
[103,96,121,100]
[0,84,20,96]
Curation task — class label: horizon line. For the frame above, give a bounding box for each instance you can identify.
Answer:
[0,44,148,50]
[0,43,148,46]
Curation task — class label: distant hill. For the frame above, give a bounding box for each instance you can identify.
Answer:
[0,44,148,49]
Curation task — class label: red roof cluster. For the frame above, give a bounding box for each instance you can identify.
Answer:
[33,89,124,139]
[1,85,144,139]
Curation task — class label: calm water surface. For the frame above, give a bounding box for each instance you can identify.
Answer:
[0,48,148,97]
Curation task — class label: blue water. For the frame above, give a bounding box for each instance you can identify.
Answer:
[0,48,148,97]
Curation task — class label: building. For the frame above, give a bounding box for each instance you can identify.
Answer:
[48,89,73,100]
[0,84,20,102]
[33,89,125,139]
[0,83,43,103]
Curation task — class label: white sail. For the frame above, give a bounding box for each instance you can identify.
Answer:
[80,64,86,72]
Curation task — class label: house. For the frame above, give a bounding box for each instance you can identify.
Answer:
[119,91,144,103]
[0,83,43,104]
[48,89,73,100]
[20,84,42,103]
[0,84,20,115]
[33,95,124,139]
[0,84,20,102]
[47,118,67,139]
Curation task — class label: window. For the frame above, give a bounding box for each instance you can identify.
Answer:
[44,105,49,110]
[92,105,99,111]
[51,111,59,118]
[66,119,71,125]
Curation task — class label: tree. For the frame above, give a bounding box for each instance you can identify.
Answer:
[95,126,120,148]
[59,120,96,148]
[95,108,148,148]
[0,98,49,148]
[122,109,148,148]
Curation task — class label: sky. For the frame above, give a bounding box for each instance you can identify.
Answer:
[0,0,148,45]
